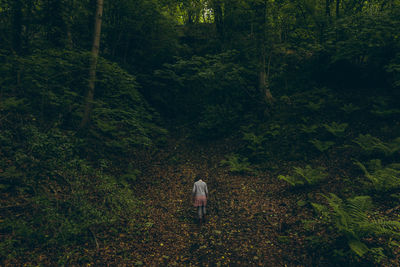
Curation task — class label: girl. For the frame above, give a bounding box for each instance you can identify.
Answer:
[192,175,208,224]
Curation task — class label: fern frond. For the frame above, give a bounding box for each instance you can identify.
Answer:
[310,139,335,152]
[323,122,348,137]
[353,134,400,156]
[355,160,400,192]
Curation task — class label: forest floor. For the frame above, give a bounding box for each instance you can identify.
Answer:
[93,135,316,266]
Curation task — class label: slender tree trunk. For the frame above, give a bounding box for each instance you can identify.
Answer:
[213,0,223,42]
[326,0,331,17]
[336,0,340,18]
[258,0,273,105]
[12,0,23,54]
[80,0,103,129]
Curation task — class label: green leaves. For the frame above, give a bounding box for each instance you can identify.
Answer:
[313,193,400,261]
[323,122,348,137]
[220,154,254,174]
[309,139,335,152]
[278,165,328,187]
[353,134,400,156]
[355,160,400,192]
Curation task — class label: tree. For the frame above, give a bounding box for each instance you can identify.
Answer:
[80,0,104,128]
[254,0,274,105]
[11,0,22,54]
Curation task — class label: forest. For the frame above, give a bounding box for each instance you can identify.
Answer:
[1,0,400,265]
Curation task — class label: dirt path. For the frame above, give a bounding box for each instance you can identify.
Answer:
[98,137,306,266]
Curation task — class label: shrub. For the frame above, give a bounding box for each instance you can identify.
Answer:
[220,154,253,174]
[0,127,143,262]
[323,122,348,137]
[341,104,360,114]
[278,165,328,187]
[300,124,319,134]
[312,194,400,262]
[355,160,400,192]
[309,139,335,152]
[353,134,400,156]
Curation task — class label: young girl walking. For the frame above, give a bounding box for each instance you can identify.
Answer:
[192,175,208,224]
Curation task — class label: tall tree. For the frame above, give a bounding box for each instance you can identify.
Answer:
[256,0,274,105]
[80,0,104,128]
[11,0,23,54]
[336,0,340,17]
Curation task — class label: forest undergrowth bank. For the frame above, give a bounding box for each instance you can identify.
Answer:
[70,126,399,266]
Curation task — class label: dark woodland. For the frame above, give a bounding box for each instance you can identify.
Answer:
[1,0,400,265]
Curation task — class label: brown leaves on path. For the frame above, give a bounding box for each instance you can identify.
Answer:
[96,137,306,266]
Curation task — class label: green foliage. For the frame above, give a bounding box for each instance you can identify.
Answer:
[386,53,400,88]
[0,126,143,261]
[220,154,253,174]
[353,134,400,156]
[341,104,360,114]
[300,124,319,134]
[0,50,165,158]
[323,122,348,137]
[197,104,239,137]
[154,50,252,137]
[278,165,327,187]
[370,97,400,117]
[0,49,163,262]
[241,123,284,161]
[309,139,335,152]
[242,131,265,157]
[355,160,400,192]
[313,194,400,261]
[305,99,324,111]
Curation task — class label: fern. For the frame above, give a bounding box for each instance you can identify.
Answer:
[353,134,400,156]
[323,122,348,137]
[305,99,324,111]
[371,97,400,116]
[341,103,360,114]
[355,160,400,192]
[278,165,327,187]
[310,139,335,152]
[265,124,281,137]
[314,194,400,260]
[294,165,328,185]
[220,154,253,174]
[278,174,305,186]
[300,124,319,134]
[242,132,264,151]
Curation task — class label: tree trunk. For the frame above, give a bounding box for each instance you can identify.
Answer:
[213,0,223,42]
[258,0,273,105]
[259,48,273,105]
[336,0,340,18]
[12,0,23,54]
[326,0,331,17]
[80,0,103,129]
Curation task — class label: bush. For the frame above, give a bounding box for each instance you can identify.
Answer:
[220,154,254,174]
[353,134,400,157]
[312,194,400,262]
[0,127,143,262]
[355,160,400,192]
[278,165,328,187]
[309,139,335,152]
[323,122,348,137]
[0,49,161,262]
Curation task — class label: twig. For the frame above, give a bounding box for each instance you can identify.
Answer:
[385,205,400,215]
[89,228,100,251]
